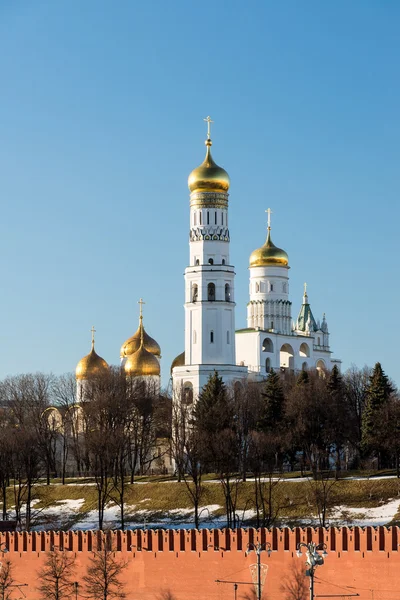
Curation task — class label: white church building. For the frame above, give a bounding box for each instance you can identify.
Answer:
[172,118,340,397]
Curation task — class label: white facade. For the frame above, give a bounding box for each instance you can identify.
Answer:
[172,127,340,399]
[172,137,247,397]
[236,284,340,377]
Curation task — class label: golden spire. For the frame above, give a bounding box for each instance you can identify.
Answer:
[265,208,273,231]
[91,325,96,350]
[203,115,214,142]
[138,298,145,346]
[138,298,145,322]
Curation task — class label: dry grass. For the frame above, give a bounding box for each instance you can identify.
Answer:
[1,474,399,529]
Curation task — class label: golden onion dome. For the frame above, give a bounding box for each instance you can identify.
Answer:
[188,139,230,194]
[120,320,161,359]
[249,230,289,268]
[124,344,160,377]
[170,351,185,374]
[76,344,109,381]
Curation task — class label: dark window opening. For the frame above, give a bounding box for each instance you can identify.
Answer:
[208,282,215,301]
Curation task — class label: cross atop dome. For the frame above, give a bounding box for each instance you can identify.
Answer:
[265,208,273,231]
[203,115,214,140]
[138,298,145,320]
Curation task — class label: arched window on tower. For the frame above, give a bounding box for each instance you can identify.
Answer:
[225,283,231,302]
[183,382,193,405]
[282,282,287,293]
[234,381,242,400]
[195,258,200,266]
[199,212,202,225]
[208,258,214,265]
[215,211,217,225]
[262,338,274,352]
[192,284,198,303]
[227,331,230,344]
[194,212,197,226]
[255,282,260,293]
[266,358,271,373]
[222,259,226,265]
[207,211,210,225]
[210,331,214,343]
[208,283,215,301]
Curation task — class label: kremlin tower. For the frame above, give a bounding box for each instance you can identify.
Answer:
[171,117,247,397]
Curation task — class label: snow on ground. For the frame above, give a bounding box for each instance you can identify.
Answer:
[329,498,400,526]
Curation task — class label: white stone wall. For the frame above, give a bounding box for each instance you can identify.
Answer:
[247,265,292,333]
[236,330,339,375]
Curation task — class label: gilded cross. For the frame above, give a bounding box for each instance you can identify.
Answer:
[91,325,96,347]
[304,283,307,295]
[138,298,145,319]
[265,208,273,230]
[203,116,214,139]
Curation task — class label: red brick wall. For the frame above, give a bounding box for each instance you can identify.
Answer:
[1,527,398,600]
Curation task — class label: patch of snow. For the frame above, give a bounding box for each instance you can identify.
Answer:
[329,498,400,526]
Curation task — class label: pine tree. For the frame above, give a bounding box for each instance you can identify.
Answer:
[296,370,309,386]
[260,369,285,432]
[326,365,347,473]
[194,371,232,433]
[361,363,394,460]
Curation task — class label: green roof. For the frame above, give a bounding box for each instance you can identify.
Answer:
[296,302,318,332]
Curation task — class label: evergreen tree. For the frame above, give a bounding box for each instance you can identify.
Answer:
[260,369,285,432]
[194,371,232,433]
[326,365,348,473]
[296,370,309,386]
[361,362,394,461]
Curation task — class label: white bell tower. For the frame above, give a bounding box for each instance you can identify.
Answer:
[172,118,247,396]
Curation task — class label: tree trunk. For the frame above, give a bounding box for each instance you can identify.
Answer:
[2,483,6,520]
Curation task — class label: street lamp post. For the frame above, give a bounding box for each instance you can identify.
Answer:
[245,542,272,600]
[296,542,328,600]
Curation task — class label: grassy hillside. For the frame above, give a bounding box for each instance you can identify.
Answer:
[2,472,400,530]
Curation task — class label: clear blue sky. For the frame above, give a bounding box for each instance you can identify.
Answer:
[0,0,399,388]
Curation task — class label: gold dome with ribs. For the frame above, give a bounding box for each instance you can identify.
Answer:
[76,327,109,380]
[120,299,161,359]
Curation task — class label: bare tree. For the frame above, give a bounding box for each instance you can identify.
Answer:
[52,374,81,480]
[247,430,284,527]
[0,373,53,529]
[307,470,338,527]
[280,561,308,600]
[83,540,127,600]
[0,558,15,600]
[170,387,204,528]
[37,551,76,600]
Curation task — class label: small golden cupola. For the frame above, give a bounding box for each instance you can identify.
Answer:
[124,308,161,378]
[249,208,289,268]
[120,298,161,359]
[76,326,109,381]
[188,116,230,194]
[124,343,161,377]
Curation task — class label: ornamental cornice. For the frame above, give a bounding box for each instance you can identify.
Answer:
[190,191,228,209]
[190,226,230,242]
